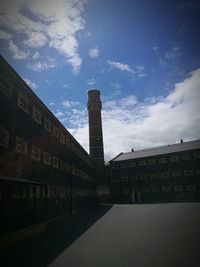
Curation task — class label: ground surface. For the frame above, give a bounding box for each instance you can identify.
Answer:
[1,203,200,267]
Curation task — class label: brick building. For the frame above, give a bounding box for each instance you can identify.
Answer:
[109,140,200,203]
[0,55,96,236]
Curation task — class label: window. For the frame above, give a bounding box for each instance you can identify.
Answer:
[71,142,75,151]
[193,151,200,159]
[138,160,146,166]
[53,126,59,138]
[184,170,193,176]
[113,177,119,183]
[60,133,65,144]
[71,165,75,175]
[0,78,12,97]
[44,118,51,132]
[152,187,160,192]
[47,185,51,198]
[174,185,183,192]
[18,92,30,114]
[65,137,70,148]
[141,187,150,193]
[169,155,179,162]
[186,185,196,192]
[0,126,9,147]
[52,156,59,168]
[129,161,136,167]
[182,154,191,161]
[31,145,41,161]
[60,160,65,170]
[159,157,167,164]
[66,163,70,173]
[162,186,171,192]
[121,176,128,182]
[151,173,159,179]
[130,175,138,181]
[140,174,148,180]
[33,107,42,124]
[43,152,51,165]
[112,163,118,169]
[148,158,156,165]
[60,187,65,197]
[171,170,181,177]
[120,162,127,168]
[16,137,27,155]
[35,186,40,199]
[161,172,170,178]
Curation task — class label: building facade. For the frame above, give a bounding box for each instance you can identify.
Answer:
[109,141,200,203]
[0,55,97,236]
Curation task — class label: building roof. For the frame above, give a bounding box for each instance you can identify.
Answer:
[111,139,200,162]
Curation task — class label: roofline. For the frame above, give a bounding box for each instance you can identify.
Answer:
[110,139,200,162]
[109,152,124,162]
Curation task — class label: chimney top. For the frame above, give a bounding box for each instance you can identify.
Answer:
[87,89,100,95]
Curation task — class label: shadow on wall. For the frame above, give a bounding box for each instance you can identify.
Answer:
[1,205,113,267]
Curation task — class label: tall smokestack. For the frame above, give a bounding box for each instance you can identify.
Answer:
[87,89,104,183]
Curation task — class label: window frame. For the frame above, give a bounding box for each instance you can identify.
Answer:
[0,126,9,147]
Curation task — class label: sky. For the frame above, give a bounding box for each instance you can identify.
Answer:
[0,0,200,161]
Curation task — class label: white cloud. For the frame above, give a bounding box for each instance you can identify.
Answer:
[32,52,40,59]
[62,100,80,108]
[107,60,133,72]
[24,31,47,48]
[55,111,64,118]
[69,68,200,161]
[87,78,95,86]
[0,0,87,73]
[84,31,91,37]
[62,83,68,88]
[88,47,99,58]
[107,60,146,78]
[28,58,57,71]
[23,78,38,89]
[159,44,182,69]
[8,40,29,60]
[0,29,11,40]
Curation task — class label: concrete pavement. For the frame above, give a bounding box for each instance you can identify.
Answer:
[1,203,200,267]
[50,203,200,267]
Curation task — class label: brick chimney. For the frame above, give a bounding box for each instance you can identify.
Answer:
[87,89,104,183]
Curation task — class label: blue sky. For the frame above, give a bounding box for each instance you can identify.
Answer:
[0,0,200,160]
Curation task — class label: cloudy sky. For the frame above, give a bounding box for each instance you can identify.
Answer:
[0,0,200,161]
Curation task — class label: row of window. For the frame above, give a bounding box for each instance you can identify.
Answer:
[0,128,94,181]
[0,132,94,181]
[0,185,96,200]
[112,152,200,169]
[0,79,92,167]
[113,184,196,194]
[112,169,199,183]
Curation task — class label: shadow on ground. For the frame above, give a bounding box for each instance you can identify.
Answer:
[1,205,113,267]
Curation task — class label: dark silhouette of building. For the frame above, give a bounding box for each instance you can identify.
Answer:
[0,55,97,237]
[109,140,200,203]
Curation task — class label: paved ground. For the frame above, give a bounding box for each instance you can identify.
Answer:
[1,203,200,267]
